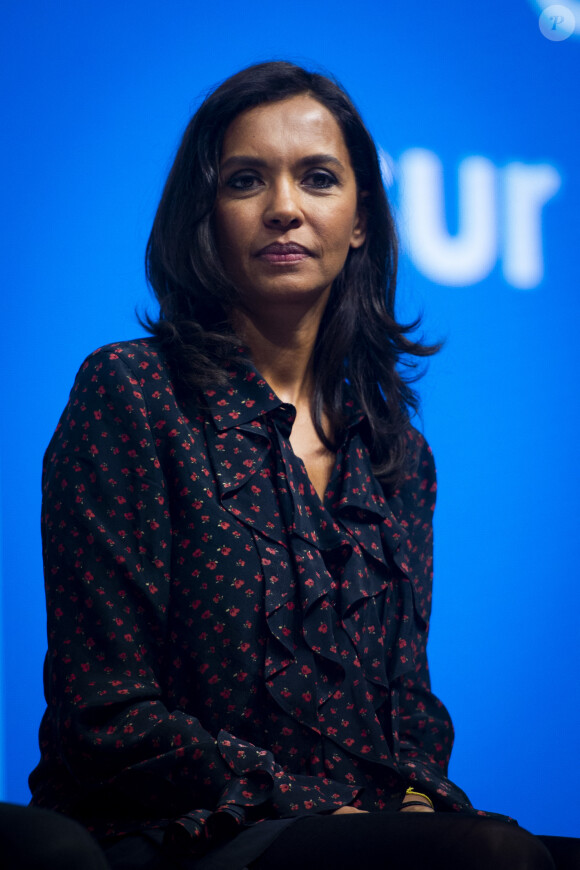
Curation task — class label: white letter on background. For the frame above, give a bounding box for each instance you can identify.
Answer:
[399,148,497,286]
[502,163,561,289]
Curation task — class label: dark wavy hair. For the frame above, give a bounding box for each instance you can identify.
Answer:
[144,61,439,488]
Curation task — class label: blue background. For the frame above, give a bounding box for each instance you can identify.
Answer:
[1,0,578,837]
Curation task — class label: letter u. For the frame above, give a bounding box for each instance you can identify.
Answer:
[399,148,497,286]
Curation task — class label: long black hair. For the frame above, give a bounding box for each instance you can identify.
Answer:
[144,61,439,489]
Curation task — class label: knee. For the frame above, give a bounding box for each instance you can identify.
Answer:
[39,826,109,870]
[464,820,554,870]
[0,803,108,870]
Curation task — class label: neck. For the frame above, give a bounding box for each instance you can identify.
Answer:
[231,302,325,407]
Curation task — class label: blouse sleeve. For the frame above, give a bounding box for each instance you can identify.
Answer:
[393,433,473,811]
[38,347,359,843]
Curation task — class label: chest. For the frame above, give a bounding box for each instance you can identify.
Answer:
[288,407,335,502]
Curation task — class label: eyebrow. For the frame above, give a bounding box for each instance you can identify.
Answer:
[220,153,346,172]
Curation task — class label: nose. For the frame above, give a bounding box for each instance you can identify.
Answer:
[263,177,303,230]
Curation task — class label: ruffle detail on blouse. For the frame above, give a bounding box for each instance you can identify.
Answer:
[202,366,426,777]
[261,434,424,773]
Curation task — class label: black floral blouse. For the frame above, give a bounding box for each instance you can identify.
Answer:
[29,339,472,851]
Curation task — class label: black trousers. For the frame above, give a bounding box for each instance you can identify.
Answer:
[251,814,580,870]
[103,812,580,870]
[0,802,109,870]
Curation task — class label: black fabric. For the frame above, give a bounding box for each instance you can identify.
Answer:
[104,819,294,870]
[251,814,579,870]
[103,813,580,870]
[0,802,109,870]
[537,835,580,870]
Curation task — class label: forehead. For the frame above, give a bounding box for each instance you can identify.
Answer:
[220,94,350,161]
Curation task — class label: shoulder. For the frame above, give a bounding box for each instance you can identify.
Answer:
[70,338,176,400]
[77,337,168,378]
[57,338,190,438]
[47,338,204,465]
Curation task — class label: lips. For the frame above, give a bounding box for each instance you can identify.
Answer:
[256,242,312,263]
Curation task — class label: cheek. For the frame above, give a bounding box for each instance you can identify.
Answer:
[322,205,361,250]
[215,208,246,257]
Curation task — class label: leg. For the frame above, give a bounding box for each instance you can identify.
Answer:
[250,812,556,870]
[537,835,580,870]
[0,802,109,870]
[104,831,181,870]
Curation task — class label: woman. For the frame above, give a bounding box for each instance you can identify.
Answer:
[29,62,575,869]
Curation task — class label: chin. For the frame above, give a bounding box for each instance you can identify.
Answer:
[240,281,333,309]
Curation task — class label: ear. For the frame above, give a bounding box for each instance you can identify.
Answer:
[350,192,368,249]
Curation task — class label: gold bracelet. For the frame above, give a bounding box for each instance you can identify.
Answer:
[405,787,434,809]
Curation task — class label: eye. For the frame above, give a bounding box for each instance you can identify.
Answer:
[303,170,338,190]
[225,172,263,191]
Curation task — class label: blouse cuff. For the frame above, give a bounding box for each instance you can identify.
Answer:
[399,760,472,811]
[164,730,360,856]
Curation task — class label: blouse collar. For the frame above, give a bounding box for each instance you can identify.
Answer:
[201,355,366,439]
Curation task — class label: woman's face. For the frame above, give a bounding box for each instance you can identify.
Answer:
[214,94,366,315]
